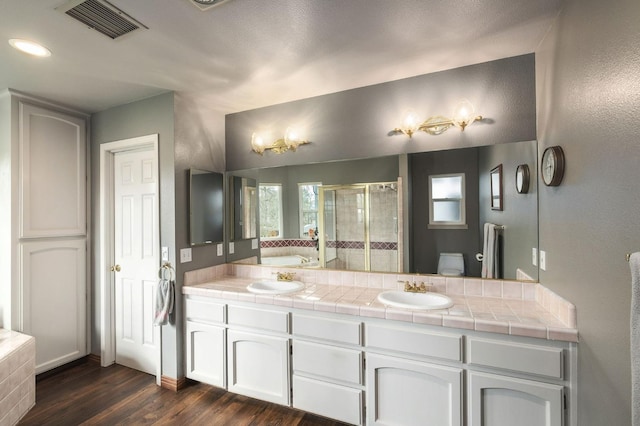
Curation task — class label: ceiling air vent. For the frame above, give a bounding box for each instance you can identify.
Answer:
[189,0,233,11]
[57,0,148,40]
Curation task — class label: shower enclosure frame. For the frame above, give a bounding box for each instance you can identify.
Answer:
[318,180,402,272]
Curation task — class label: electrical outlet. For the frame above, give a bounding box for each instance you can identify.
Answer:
[229,242,235,255]
[217,243,223,257]
[180,248,192,263]
[540,250,546,271]
[532,248,537,266]
[161,246,169,262]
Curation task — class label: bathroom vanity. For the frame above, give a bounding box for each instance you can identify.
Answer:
[183,264,577,426]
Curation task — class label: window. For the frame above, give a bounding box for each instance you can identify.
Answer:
[428,173,467,228]
[299,183,320,237]
[259,183,283,238]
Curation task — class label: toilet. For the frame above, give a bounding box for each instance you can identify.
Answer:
[437,253,465,276]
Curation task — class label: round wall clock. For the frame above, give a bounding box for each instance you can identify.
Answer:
[541,146,565,186]
[515,164,530,194]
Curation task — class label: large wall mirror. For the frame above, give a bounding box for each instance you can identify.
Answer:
[189,168,224,246]
[229,140,538,280]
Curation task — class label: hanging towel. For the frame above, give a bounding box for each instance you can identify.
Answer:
[630,252,640,426]
[481,223,499,279]
[154,278,174,326]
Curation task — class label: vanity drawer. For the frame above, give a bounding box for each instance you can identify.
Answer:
[227,305,289,333]
[366,324,462,362]
[292,314,362,346]
[185,297,225,325]
[293,375,363,426]
[293,340,363,385]
[466,337,564,379]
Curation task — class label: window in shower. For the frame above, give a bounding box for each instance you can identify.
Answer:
[299,183,321,237]
[259,183,283,238]
[428,173,467,228]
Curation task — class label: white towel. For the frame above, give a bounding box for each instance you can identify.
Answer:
[630,252,640,426]
[481,223,499,279]
[154,278,174,326]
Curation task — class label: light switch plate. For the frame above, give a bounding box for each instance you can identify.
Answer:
[532,248,537,267]
[217,243,223,257]
[252,239,258,250]
[540,250,546,271]
[161,246,169,262]
[180,248,192,263]
[229,242,235,255]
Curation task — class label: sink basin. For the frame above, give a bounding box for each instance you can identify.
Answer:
[377,290,453,310]
[247,280,305,295]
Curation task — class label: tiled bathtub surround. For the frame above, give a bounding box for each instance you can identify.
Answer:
[0,329,35,426]
[184,264,578,342]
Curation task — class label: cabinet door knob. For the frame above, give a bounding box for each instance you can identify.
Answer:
[110,264,121,272]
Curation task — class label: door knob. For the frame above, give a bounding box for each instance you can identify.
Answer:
[110,264,121,272]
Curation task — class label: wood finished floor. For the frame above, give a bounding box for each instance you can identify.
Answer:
[19,359,351,426]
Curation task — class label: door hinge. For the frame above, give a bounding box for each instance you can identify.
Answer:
[290,345,293,355]
[363,357,366,370]
[563,392,567,410]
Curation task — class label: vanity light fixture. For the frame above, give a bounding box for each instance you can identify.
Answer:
[391,99,483,138]
[251,126,310,155]
[8,39,51,57]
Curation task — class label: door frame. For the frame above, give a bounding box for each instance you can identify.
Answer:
[98,134,161,384]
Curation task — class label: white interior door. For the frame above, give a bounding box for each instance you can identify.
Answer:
[113,148,160,375]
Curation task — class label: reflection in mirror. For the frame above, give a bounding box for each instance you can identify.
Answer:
[190,169,224,246]
[230,176,257,240]
[232,141,538,280]
[490,164,503,211]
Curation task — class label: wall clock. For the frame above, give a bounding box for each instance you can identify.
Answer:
[515,164,530,194]
[541,146,565,186]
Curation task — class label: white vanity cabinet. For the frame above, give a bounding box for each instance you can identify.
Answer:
[292,314,364,425]
[226,305,291,406]
[365,323,464,426]
[184,297,226,388]
[466,336,568,426]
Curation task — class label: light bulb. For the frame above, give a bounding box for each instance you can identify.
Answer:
[251,132,266,154]
[452,99,477,130]
[284,126,299,149]
[401,110,421,137]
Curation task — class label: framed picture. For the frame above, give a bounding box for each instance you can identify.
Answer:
[490,164,503,211]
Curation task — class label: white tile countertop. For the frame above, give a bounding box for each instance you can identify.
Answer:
[183,264,578,342]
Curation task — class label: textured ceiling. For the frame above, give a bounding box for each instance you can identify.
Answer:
[0,0,562,114]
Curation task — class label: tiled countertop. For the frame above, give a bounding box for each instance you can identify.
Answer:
[183,271,579,343]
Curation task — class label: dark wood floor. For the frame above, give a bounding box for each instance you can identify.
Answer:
[19,359,350,426]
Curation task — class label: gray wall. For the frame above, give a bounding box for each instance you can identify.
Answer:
[535,0,639,423]
[91,92,179,376]
[226,54,537,171]
[479,140,538,280]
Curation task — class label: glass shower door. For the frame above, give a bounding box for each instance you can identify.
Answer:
[319,185,368,271]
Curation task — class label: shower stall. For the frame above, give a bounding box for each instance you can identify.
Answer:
[318,180,402,272]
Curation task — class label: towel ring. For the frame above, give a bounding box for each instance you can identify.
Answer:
[159,262,174,281]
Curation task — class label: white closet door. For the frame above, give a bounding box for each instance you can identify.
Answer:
[21,239,86,374]
[19,102,86,238]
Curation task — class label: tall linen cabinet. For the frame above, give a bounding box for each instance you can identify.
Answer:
[0,90,89,374]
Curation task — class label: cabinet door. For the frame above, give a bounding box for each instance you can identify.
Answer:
[185,321,225,388]
[468,371,564,426]
[21,239,86,373]
[366,354,462,426]
[19,102,86,238]
[227,329,290,405]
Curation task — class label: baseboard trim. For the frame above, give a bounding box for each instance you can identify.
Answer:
[161,375,186,392]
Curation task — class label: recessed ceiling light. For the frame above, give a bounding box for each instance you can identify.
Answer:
[8,39,51,57]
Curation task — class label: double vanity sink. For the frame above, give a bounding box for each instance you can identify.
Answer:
[246,279,454,310]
